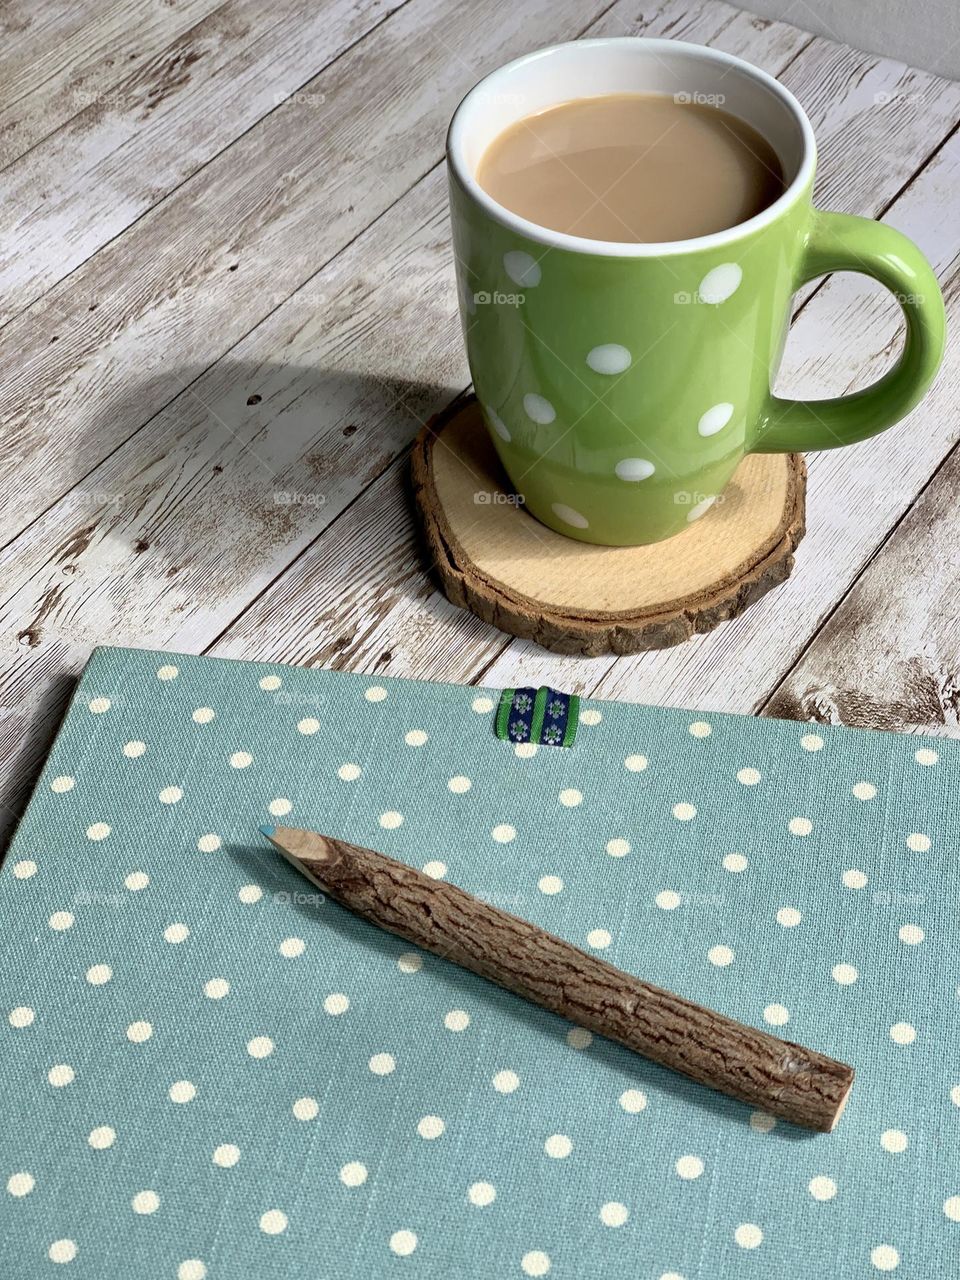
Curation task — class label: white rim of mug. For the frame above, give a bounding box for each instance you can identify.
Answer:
[446,37,818,258]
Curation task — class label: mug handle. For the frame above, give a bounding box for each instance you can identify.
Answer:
[752,210,946,453]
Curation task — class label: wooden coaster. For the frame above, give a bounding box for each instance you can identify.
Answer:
[411,398,806,656]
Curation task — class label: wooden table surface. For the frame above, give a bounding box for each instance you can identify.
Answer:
[1,0,958,845]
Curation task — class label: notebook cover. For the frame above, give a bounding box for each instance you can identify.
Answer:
[1,646,958,1279]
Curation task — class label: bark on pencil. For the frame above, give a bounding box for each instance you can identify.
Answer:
[263,827,854,1132]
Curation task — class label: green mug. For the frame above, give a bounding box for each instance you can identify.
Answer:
[446,38,946,546]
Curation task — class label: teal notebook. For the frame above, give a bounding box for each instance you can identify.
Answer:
[2,646,958,1279]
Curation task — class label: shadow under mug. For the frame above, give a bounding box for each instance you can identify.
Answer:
[446,38,946,547]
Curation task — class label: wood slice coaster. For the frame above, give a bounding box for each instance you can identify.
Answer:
[411,398,806,657]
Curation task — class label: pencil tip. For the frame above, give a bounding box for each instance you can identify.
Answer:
[260,825,276,839]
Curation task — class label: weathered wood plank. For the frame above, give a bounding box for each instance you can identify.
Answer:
[0,0,225,169]
[0,0,408,325]
[0,0,618,541]
[763,443,960,737]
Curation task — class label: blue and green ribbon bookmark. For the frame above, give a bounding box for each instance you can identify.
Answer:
[495,686,580,748]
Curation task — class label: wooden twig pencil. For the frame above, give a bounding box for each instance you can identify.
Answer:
[261,826,854,1131]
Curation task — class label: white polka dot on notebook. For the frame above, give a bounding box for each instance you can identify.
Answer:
[763,1003,789,1026]
[675,1155,704,1180]
[737,767,761,785]
[389,1230,417,1256]
[192,707,215,724]
[164,923,190,943]
[87,822,111,841]
[492,1069,519,1093]
[708,945,734,967]
[624,754,648,772]
[126,1020,152,1043]
[259,1210,288,1235]
[832,964,858,985]
[619,1089,647,1113]
[491,824,516,843]
[417,1115,445,1139]
[906,833,930,852]
[48,1064,74,1087]
[899,924,924,945]
[204,978,229,999]
[229,752,252,769]
[259,675,282,691]
[12,859,37,879]
[298,718,320,735]
[776,907,801,927]
[132,1189,160,1214]
[600,1201,629,1227]
[521,1250,551,1276]
[178,1261,206,1280]
[50,776,74,794]
[444,1009,470,1031]
[48,1240,77,1264]
[8,1006,34,1028]
[380,811,404,829]
[606,838,630,857]
[944,1197,960,1221]
[559,788,582,807]
[293,1097,319,1121]
[405,730,428,747]
[86,964,112,985]
[723,853,748,872]
[801,733,823,751]
[808,1176,837,1201]
[472,696,494,714]
[789,817,813,836]
[159,786,183,804]
[88,1126,115,1150]
[915,747,938,765]
[448,775,471,792]
[580,709,602,725]
[880,1129,908,1153]
[870,1244,900,1271]
[197,833,221,852]
[397,952,422,974]
[369,1053,395,1076]
[734,1224,763,1249]
[852,781,877,800]
[422,861,446,879]
[689,721,712,737]
[587,929,611,949]
[279,937,305,958]
[324,993,349,1015]
[673,803,696,821]
[750,1112,776,1133]
[247,1036,274,1059]
[340,1162,367,1186]
[157,665,178,681]
[544,1134,572,1158]
[468,1182,496,1207]
[567,1028,592,1050]
[268,798,292,817]
[48,911,74,931]
[890,1022,916,1045]
[365,686,388,703]
[842,868,868,889]
[538,875,563,895]
[338,763,361,781]
[123,740,147,758]
[238,885,262,904]
[169,1080,196,1103]
[88,697,111,713]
